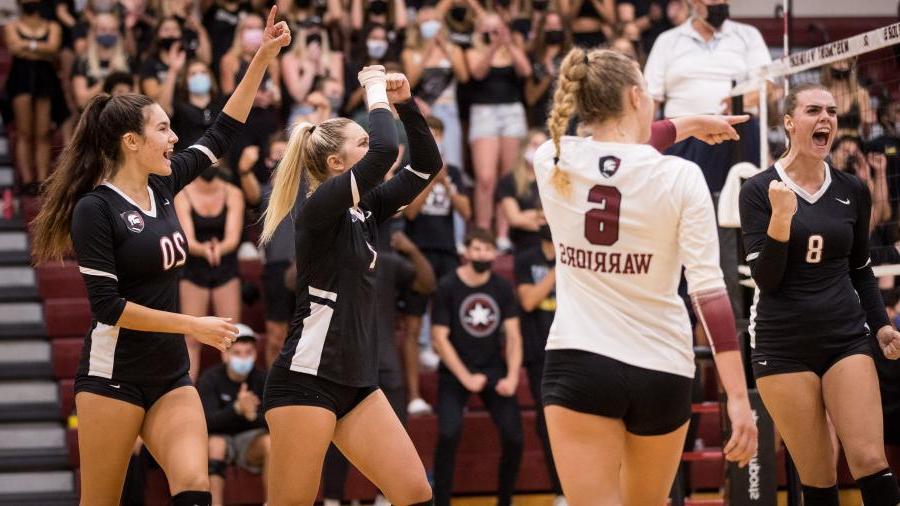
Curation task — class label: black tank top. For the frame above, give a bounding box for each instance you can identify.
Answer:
[470,66,521,105]
[838,101,862,134]
[415,66,454,104]
[191,204,227,243]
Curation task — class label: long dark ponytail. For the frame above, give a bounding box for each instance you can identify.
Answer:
[32,93,154,263]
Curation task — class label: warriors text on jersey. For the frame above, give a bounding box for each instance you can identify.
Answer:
[533,137,725,378]
[274,102,442,387]
[71,113,243,385]
[739,162,889,352]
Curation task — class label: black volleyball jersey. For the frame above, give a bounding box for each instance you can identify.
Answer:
[275,102,442,387]
[71,113,243,385]
[739,162,890,351]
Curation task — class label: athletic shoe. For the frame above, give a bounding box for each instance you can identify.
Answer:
[373,494,391,506]
[553,496,568,506]
[419,349,440,371]
[323,500,340,506]
[407,397,433,416]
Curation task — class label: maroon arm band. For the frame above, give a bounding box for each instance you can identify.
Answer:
[649,119,677,153]
[691,288,739,353]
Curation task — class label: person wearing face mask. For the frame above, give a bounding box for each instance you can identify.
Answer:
[402,7,468,169]
[160,59,229,153]
[524,10,569,128]
[431,227,524,506]
[350,0,408,62]
[644,0,771,314]
[72,12,135,111]
[497,129,548,252]
[162,0,213,64]
[221,13,283,189]
[821,59,875,139]
[175,159,246,382]
[197,324,270,506]
[4,0,65,195]
[139,16,190,102]
[281,22,345,123]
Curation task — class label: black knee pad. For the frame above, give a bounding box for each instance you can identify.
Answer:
[411,498,434,506]
[801,484,839,506]
[208,459,227,478]
[172,490,212,506]
[857,468,900,506]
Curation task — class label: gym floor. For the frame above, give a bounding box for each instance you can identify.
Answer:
[449,490,864,505]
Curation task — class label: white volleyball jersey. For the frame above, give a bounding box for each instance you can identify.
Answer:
[533,137,725,378]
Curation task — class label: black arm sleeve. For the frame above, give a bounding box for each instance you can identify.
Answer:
[166,112,245,195]
[198,371,246,434]
[70,196,127,326]
[298,108,399,229]
[360,100,444,223]
[739,178,790,292]
[848,176,891,332]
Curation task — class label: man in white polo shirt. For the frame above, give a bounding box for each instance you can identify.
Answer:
[644,0,771,313]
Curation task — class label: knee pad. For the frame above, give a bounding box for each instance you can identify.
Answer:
[801,484,839,506]
[208,459,227,478]
[172,490,212,506]
[857,468,900,506]
[411,498,434,506]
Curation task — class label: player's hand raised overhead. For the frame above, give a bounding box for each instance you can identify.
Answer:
[877,325,900,360]
[191,316,239,352]
[385,73,412,104]
[258,6,291,62]
[768,180,798,219]
[724,395,758,468]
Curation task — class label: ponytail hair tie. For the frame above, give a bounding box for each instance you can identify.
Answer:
[553,156,560,165]
[583,53,589,65]
[309,125,316,134]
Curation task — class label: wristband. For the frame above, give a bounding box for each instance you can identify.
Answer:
[365,83,389,108]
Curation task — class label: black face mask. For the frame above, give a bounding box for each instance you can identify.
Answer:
[369,0,388,15]
[532,0,548,10]
[306,32,322,46]
[831,67,851,80]
[705,3,729,29]
[21,2,41,15]
[471,260,492,273]
[449,6,467,22]
[544,30,564,45]
[199,166,219,182]
[158,36,181,51]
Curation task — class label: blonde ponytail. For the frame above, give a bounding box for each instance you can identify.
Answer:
[260,122,314,245]
[259,117,353,245]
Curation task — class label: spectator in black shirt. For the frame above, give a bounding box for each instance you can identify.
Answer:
[160,59,228,152]
[524,10,569,128]
[72,11,134,111]
[513,224,562,500]
[161,0,213,64]
[198,324,270,506]
[4,0,64,194]
[202,0,252,75]
[431,228,523,506]
[401,116,471,415]
[140,16,189,102]
[497,129,547,252]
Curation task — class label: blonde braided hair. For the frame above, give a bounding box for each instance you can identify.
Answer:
[546,48,642,197]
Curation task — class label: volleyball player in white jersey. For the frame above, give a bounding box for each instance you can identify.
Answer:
[532,47,758,506]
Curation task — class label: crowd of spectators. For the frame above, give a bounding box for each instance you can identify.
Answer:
[5,0,900,503]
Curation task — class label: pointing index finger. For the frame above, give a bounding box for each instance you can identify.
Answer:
[725,114,750,125]
[266,5,277,30]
